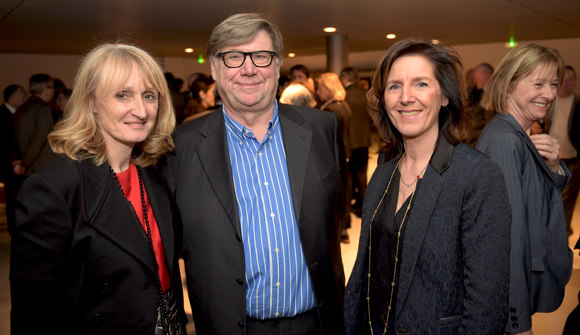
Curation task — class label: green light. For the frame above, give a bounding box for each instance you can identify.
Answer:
[198,54,205,64]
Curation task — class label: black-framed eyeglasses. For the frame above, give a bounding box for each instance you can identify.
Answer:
[218,50,276,68]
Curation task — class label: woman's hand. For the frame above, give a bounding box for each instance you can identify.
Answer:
[530,134,560,173]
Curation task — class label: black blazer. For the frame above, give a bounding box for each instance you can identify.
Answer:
[10,156,186,335]
[160,103,347,335]
[345,138,512,334]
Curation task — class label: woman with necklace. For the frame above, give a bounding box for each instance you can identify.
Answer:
[344,39,512,334]
[10,43,186,334]
[476,44,573,335]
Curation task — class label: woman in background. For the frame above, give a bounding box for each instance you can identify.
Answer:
[182,76,216,123]
[344,38,511,334]
[10,43,186,334]
[476,44,573,335]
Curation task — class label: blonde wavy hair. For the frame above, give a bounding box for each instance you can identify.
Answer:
[48,43,175,167]
[482,43,565,119]
[317,73,346,101]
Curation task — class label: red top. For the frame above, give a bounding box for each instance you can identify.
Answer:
[116,164,171,293]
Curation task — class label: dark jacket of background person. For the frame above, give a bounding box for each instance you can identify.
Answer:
[10,156,186,335]
[159,103,347,335]
[344,84,370,150]
[344,137,512,334]
[321,100,352,159]
[0,103,15,181]
[476,113,573,333]
[12,96,57,176]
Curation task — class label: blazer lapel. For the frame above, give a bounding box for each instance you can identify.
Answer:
[395,165,445,319]
[278,104,313,222]
[195,109,242,236]
[141,167,175,275]
[80,161,158,274]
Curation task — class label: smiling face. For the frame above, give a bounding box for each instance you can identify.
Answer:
[210,30,279,115]
[506,62,558,130]
[95,63,158,156]
[384,55,448,142]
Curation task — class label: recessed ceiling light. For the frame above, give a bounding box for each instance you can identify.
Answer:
[431,39,439,45]
[386,34,396,39]
[185,48,194,53]
[324,27,336,33]
[288,53,296,58]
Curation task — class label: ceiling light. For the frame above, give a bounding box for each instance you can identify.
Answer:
[288,53,296,58]
[431,39,439,45]
[185,48,194,53]
[386,34,396,39]
[324,27,336,33]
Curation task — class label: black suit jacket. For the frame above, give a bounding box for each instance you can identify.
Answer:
[160,103,347,335]
[10,156,186,334]
[12,96,57,176]
[0,103,15,181]
[344,84,370,149]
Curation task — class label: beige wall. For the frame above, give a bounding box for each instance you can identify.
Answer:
[1,37,579,101]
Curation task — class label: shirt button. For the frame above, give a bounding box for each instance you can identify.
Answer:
[276,282,280,287]
[236,234,242,242]
[275,248,279,253]
[238,321,244,328]
[270,213,275,218]
[264,182,269,186]
[236,278,244,285]
[275,312,279,317]
[239,141,243,145]
[245,129,249,134]
[259,152,262,157]
[270,136,273,139]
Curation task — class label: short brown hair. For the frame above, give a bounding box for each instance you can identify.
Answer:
[48,42,175,167]
[368,38,471,159]
[482,44,565,120]
[207,13,283,64]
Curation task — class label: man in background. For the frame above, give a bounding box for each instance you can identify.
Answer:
[1,85,26,234]
[12,74,57,177]
[340,67,370,220]
[465,63,495,147]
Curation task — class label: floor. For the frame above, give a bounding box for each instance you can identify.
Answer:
[1,146,580,334]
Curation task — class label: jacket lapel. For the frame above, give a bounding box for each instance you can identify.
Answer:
[504,113,560,184]
[395,137,453,319]
[80,160,158,274]
[195,109,242,236]
[141,167,175,275]
[278,104,312,222]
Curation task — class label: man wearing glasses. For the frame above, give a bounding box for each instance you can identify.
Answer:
[160,13,347,335]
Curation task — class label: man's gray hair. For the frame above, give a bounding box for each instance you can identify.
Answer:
[207,13,283,64]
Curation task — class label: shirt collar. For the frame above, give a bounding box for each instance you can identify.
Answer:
[429,133,454,175]
[4,103,16,114]
[222,101,279,141]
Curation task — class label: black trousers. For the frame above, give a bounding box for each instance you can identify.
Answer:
[2,173,24,235]
[348,147,368,210]
[246,308,322,335]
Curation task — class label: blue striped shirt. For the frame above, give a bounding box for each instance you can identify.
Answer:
[223,103,316,319]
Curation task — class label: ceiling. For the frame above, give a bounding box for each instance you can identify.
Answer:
[1,0,579,59]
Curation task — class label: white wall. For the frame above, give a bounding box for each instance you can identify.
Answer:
[1,37,579,101]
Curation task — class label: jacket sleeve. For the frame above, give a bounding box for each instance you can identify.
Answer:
[17,104,53,168]
[482,133,532,333]
[458,155,512,334]
[10,173,75,334]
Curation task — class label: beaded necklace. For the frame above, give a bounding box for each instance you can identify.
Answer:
[366,153,423,335]
[111,165,169,331]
